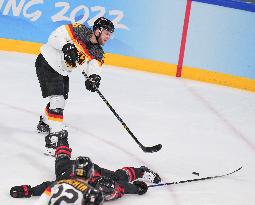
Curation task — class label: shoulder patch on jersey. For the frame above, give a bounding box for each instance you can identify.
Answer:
[65,24,105,64]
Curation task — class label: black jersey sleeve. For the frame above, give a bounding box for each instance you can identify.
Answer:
[31,181,54,196]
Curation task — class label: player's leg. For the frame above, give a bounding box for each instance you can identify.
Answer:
[35,54,50,133]
[114,166,161,184]
[35,54,69,135]
[54,138,72,180]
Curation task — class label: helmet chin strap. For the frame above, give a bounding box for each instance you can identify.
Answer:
[95,29,102,45]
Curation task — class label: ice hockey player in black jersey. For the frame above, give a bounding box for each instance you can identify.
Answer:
[10,138,161,203]
[43,156,104,204]
[35,17,114,155]
[10,156,104,205]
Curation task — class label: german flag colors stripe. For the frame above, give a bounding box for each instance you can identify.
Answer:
[65,24,93,61]
[45,106,63,123]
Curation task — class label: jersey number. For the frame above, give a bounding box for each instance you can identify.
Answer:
[50,185,79,205]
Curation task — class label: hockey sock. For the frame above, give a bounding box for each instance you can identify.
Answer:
[45,95,66,132]
[119,167,143,182]
[55,145,72,159]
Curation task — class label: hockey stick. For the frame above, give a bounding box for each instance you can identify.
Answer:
[148,166,242,188]
[82,72,162,153]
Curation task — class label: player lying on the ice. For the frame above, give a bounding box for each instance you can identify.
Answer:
[10,137,161,203]
[21,156,104,205]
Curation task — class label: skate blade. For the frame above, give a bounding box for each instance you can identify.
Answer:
[44,147,55,157]
[37,129,50,135]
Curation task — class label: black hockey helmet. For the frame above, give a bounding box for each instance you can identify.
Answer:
[93,17,115,33]
[82,189,104,205]
[73,156,94,179]
[89,176,123,201]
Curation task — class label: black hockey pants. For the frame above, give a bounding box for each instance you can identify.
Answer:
[35,54,69,100]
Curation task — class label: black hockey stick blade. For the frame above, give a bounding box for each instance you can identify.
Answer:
[141,143,162,153]
[148,166,242,188]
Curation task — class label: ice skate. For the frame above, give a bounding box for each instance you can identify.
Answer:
[140,166,161,184]
[37,116,50,134]
[44,130,68,156]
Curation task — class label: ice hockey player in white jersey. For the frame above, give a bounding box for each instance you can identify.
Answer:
[35,17,114,155]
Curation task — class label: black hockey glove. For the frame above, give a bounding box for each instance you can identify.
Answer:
[10,185,33,198]
[133,181,148,195]
[62,43,78,67]
[85,74,101,92]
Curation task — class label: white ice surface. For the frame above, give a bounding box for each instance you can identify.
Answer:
[0,51,255,205]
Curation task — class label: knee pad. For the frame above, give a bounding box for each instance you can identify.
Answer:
[49,95,65,109]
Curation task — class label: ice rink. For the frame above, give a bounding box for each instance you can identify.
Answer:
[0,51,255,205]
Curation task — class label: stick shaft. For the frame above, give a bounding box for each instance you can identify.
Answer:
[149,166,242,188]
[83,72,161,153]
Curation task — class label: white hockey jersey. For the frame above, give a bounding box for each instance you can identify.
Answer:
[40,23,104,77]
[35,179,94,205]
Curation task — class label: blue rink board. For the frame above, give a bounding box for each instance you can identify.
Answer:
[193,0,255,12]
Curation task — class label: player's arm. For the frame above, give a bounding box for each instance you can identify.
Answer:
[83,59,102,92]
[48,25,72,50]
[120,180,148,195]
[48,25,79,68]
[10,181,54,198]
